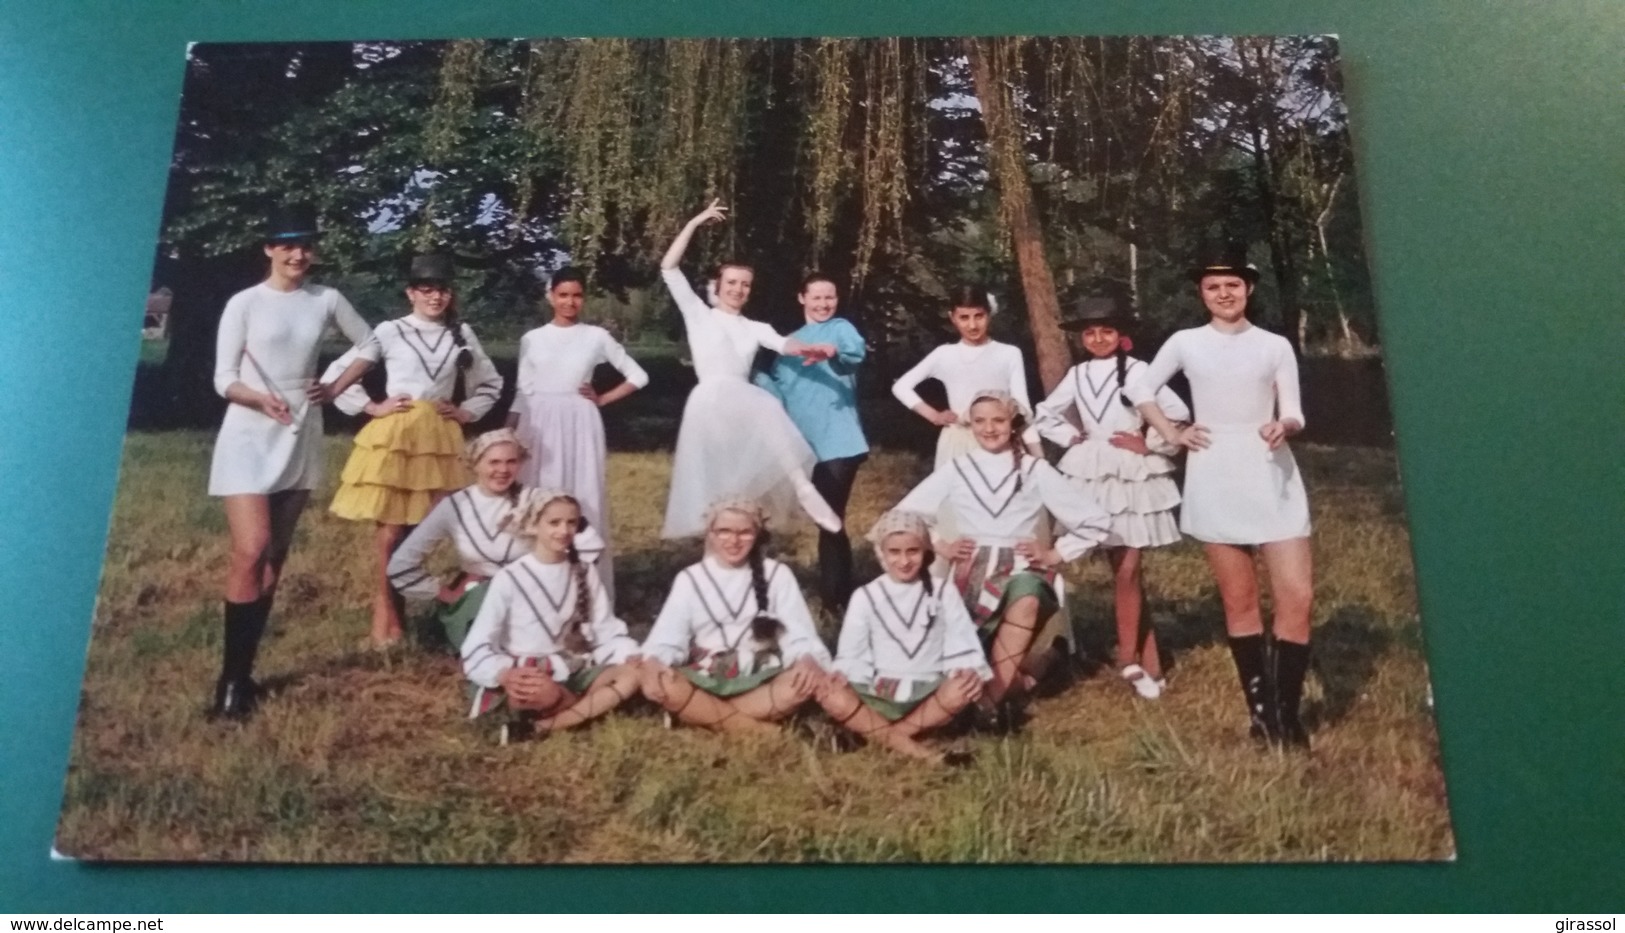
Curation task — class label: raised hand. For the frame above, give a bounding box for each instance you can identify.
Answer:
[930,409,960,428]
[690,198,729,227]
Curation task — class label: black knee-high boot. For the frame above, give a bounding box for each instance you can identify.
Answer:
[1227,634,1274,742]
[1272,640,1312,750]
[210,596,270,719]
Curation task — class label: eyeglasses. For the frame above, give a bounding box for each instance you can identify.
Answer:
[708,527,758,541]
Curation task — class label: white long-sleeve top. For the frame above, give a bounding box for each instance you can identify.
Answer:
[641,555,833,671]
[510,322,649,417]
[386,485,607,600]
[460,553,637,689]
[213,283,378,399]
[662,268,788,383]
[1123,324,1305,429]
[834,576,994,694]
[328,315,502,419]
[891,340,1031,418]
[1035,357,1190,455]
[893,447,1113,563]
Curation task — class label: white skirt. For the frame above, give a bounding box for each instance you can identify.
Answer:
[208,386,321,496]
[1057,438,1182,549]
[514,390,616,600]
[1180,424,1310,545]
[514,390,608,530]
[662,377,816,539]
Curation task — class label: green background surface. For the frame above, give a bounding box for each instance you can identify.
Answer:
[2,0,1619,913]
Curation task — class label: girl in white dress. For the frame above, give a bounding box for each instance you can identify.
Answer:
[506,267,648,599]
[892,390,1113,719]
[460,488,641,745]
[639,496,833,735]
[1034,295,1191,700]
[206,205,378,719]
[385,429,606,651]
[328,255,503,648]
[891,286,1033,467]
[657,201,843,538]
[815,511,991,763]
[1125,243,1314,748]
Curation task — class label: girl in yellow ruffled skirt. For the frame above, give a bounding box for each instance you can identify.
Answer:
[329,254,504,647]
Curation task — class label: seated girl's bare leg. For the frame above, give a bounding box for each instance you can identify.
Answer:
[987,595,1041,704]
[537,664,641,732]
[642,665,775,735]
[729,669,818,723]
[508,678,572,716]
[815,678,936,760]
[894,671,980,738]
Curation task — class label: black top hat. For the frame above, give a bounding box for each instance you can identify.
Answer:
[1059,294,1135,331]
[407,254,455,285]
[264,205,321,243]
[1187,241,1260,284]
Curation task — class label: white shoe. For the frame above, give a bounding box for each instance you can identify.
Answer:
[795,480,843,533]
[1120,663,1165,700]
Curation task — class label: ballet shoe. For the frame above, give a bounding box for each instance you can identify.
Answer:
[795,481,843,533]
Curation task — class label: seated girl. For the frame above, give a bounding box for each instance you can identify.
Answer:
[892,389,1112,722]
[460,488,640,744]
[386,429,604,652]
[815,510,992,763]
[639,496,832,735]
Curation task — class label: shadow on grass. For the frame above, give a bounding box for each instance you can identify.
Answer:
[1309,603,1394,728]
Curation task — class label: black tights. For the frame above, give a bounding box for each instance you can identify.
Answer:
[811,454,866,613]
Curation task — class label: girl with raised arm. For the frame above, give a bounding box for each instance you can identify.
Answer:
[657,200,843,538]
[1125,243,1315,749]
[1033,294,1191,700]
[206,205,377,719]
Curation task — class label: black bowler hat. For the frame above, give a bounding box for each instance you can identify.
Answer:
[407,254,455,286]
[1060,294,1135,331]
[1187,241,1260,284]
[264,204,321,243]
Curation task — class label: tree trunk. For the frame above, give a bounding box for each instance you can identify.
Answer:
[1240,41,1304,352]
[965,38,1071,393]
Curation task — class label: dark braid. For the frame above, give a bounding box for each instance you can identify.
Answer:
[505,481,525,508]
[443,294,473,372]
[745,530,784,656]
[561,541,592,655]
[920,549,937,597]
[1116,344,1133,408]
[1010,413,1028,493]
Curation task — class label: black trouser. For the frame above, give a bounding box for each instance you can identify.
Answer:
[811,453,867,613]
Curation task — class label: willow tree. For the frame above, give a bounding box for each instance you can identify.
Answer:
[964,36,1071,391]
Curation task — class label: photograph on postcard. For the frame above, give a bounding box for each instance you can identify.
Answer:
[57,35,1454,863]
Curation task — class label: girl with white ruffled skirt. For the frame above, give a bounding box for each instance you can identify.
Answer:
[1034,295,1191,700]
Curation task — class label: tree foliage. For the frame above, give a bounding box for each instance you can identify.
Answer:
[153,35,1375,413]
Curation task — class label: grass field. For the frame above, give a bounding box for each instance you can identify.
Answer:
[57,432,1454,863]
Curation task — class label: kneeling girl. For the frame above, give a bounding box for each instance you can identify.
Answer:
[893,389,1112,714]
[460,488,640,743]
[639,496,832,734]
[816,510,992,762]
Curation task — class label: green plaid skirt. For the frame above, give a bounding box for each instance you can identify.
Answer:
[854,675,945,722]
[679,649,783,698]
